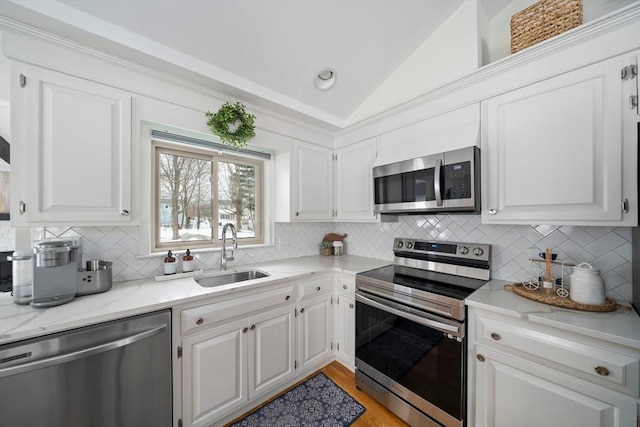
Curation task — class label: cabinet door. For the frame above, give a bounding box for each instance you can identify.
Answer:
[10,62,132,225]
[248,306,296,399]
[335,139,377,221]
[182,320,247,427]
[298,297,333,371]
[481,53,636,226]
[336,296,355,368]
[472,345,638,427]
[293,142,333,220]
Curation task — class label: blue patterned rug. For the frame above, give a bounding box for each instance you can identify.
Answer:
[231,372,366,426]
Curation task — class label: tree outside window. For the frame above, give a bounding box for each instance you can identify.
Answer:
[154,143,262,251]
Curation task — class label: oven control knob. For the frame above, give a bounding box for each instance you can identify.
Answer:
[473,247,484,256]
[406,242,413,249]
[459,246,469,255]
[397,241,403,248]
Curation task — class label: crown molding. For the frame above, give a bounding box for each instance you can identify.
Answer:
[0,15,338,139]
[337,1,640,138]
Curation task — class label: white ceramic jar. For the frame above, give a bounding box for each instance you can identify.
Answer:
[569,262,606,305]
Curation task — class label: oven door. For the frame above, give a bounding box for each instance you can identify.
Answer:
[355,290,465,427]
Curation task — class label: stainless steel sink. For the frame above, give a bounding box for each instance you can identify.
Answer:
[196,270,270,288]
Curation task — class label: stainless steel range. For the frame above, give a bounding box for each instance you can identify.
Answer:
[355,238,491,427]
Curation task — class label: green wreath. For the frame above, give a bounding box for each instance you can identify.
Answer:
[205,102,256,149]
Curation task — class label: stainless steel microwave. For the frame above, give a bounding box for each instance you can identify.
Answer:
[373,146,480,214]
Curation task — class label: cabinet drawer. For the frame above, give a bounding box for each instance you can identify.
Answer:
[336,277,354,295]
[476,315,639,396]
[298,278,332,301]
[181,285,295,335]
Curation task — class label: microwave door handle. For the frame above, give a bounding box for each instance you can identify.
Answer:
[434,158,443,206]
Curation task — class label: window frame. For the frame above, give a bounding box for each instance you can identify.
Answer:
[152,139,264,252]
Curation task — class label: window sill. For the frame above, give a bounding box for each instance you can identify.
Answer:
[136,243,276,259]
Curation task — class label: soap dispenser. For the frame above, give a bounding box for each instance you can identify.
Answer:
[164,250,177,275]
[182,249,194,273]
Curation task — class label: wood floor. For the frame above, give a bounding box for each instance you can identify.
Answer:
[226,361,410,426]
[319,361,411,427]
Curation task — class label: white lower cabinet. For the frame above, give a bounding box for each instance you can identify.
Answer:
[468,307,640,427]
[181,305,295,427]
[176,276,339,427]
[297,296,333,372]
[182,319,246,427]
[473,345,637,427]
[296,275,334,373]
[335,274,356,369]
[335,295,355,368]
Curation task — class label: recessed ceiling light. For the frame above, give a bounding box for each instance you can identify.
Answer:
[314,68,337,91]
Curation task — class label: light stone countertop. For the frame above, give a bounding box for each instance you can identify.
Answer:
[466,279,640,349]
[0,255,390,346]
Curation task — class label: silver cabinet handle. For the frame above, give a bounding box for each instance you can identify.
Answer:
[19,201,26,215]
[349,303,354,309]
[477,354,486,362]
[0,325,166,378]
[242,327,248,333]
[491,332,501,341]
[121,209,130,216]
[489,209,497,215]
[196,318,204,325]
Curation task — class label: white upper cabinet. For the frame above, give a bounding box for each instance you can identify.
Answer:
[481,51,638,226]
[335,138,377,221]
[10,61,132,225]
[292,141,334,221]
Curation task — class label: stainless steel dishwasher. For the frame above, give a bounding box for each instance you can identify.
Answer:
[0,309,172,427]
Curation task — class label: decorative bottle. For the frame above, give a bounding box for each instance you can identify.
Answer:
[164,250,177,275]
[182,249,194,273]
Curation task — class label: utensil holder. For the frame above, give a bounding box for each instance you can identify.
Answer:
[77,261,113,296]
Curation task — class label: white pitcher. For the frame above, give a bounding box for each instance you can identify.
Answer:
[569,262,605,305]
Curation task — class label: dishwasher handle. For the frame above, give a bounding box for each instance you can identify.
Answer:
[0,324,167,378]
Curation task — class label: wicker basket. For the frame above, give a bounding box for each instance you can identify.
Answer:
[511,0,583,53]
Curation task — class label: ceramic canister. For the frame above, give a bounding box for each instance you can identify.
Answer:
[569,262,606,305]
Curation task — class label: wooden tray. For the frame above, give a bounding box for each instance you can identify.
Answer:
[505,283,618,312]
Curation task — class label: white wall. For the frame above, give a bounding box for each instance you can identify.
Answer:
[347,1,483,124]
[484,0,637,63]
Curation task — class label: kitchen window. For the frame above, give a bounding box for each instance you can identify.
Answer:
[152,140,263,252]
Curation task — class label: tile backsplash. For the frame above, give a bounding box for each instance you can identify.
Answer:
[12,215,635,301]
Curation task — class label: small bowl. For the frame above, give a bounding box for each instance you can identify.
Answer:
[539,252,557,260]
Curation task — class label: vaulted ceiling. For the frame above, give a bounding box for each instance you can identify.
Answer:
[0,0,512,129]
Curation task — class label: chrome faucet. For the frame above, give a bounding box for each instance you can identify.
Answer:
[221,223,238,270]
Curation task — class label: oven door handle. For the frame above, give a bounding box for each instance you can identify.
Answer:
[356,292,460,336]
